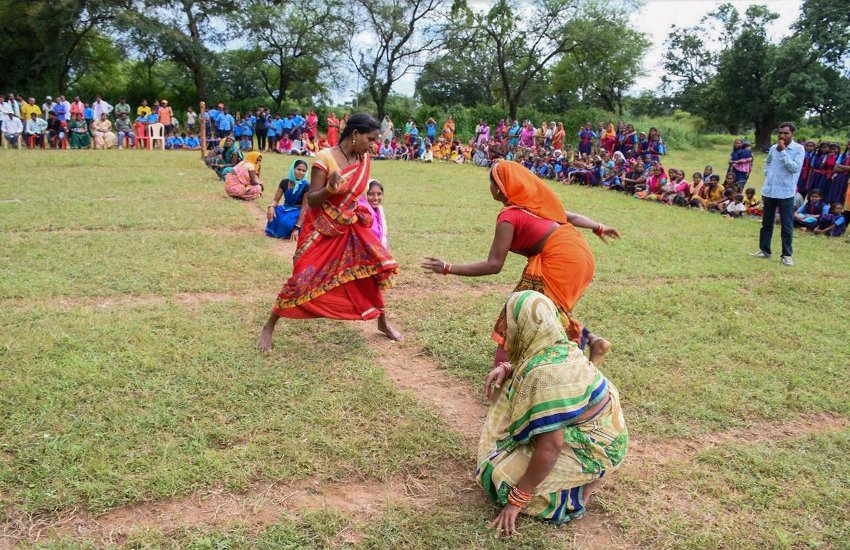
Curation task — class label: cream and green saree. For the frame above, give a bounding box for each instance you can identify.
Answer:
[476,290,628,524]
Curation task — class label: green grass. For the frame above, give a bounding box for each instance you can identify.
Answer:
[1,149,848,548]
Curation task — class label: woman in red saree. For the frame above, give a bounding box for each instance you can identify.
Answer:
[326,112,340,147]
[258,114,401,351]
[422,160,620,372]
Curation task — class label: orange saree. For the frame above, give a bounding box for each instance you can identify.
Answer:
[273,149,397,320]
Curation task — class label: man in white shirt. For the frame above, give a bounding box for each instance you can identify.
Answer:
[3,112,24,148]
[91,95,113,120]
[42,96,56,117]
[24,113,48,147]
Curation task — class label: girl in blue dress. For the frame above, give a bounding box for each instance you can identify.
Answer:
[265,159,309,240]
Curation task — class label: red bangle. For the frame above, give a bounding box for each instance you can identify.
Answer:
[593,224,605,236]
[507,486,533,508]
[443,262,451,275]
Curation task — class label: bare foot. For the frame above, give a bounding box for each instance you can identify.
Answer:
[257,313,280,352]
[377,315,404,342]
[582,480,602,506]
[589,338,612,366]
[257,326,274,352]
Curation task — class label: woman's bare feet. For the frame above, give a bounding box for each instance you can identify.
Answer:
[257,313,280,352]
[588,337,612,366]
[377,314,403,341]
[582,479,602,506]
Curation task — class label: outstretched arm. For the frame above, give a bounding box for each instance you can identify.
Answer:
[566,211,621,242]
[422,221,513,276]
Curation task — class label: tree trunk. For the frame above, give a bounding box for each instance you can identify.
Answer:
[375,96,386,121]
[190,63,207,103]
[754,116,775,150]
[508,99,517,122]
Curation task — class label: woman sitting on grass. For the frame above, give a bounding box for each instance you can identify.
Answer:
[212,137,243,180]
[265,159,309,240]
[478,291,627,537]
[422,160,620,369]
[224,151,263,201]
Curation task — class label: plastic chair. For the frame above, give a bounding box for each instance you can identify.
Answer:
[133,122,149,149]
[27,135,46,149]
[147,123,165,150]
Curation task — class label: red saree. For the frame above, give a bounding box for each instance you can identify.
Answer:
[327,117,340,147]
[273,150,397,320]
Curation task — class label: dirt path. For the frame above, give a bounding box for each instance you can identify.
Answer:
[0,477,418,549]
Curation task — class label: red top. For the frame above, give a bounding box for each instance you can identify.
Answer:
[497,207,558,254]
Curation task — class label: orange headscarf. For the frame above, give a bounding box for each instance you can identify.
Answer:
[491,161,567,224]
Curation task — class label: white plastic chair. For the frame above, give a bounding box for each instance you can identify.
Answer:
[147,123,165,150]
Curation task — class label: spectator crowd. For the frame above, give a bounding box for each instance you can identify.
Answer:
[3,92,847,238]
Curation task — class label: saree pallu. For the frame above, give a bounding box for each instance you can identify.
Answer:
[273,153,398,321]
[476,343,627,525]
[492,224,595,346]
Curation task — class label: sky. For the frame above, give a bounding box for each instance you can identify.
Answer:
[345,0,803,102]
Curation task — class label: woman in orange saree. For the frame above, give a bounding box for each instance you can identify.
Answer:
[422,161,620,370]
[326,112,340,147]
[258,114,401,351]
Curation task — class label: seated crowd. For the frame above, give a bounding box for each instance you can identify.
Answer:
[0,93,202,150]
[6,91,847,237]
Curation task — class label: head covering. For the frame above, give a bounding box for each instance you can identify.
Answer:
[245,151,262,166]
[45,96,52,100]
[504,291,567,367]
[490,161,567,223]
[613,151,625,163]
[288,159,309,185]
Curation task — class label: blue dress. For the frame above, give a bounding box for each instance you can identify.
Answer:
[265,179,309,238]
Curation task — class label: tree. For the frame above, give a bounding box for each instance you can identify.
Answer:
[550,10,650,114]
[349,0,447,120]
[663,1,850,145]
[117,0,232,102]
[238,1,345,111]
[415,33,498,107]
[0,0,119,94]
[468,0,588,120]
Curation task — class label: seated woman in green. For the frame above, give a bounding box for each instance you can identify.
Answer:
[68,113,91,149]
[478,290,627,537]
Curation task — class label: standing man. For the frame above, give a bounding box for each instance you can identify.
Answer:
[42,96,56,117]
[114,96,131,119]
[91,95,113,120]
[750,122,805,266]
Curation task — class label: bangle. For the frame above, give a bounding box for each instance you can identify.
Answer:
[507,486,533,508]
[294,224,301,230]
[593,224,605,236]
[442,262,452,275]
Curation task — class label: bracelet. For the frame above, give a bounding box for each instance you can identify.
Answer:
[294,224,301,230]
[507,486,533,508]
[442,262,452,275]
[593,224,606,236]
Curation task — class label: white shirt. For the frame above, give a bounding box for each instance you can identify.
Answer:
[25,118,47,134]
[3,116,23,134]
[0,100,11,116]
[92,100,113,120]
[42,102,55,115]
[726,202,746,214]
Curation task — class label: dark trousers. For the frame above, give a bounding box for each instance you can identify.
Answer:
[256,129,267,151]
[760,196,795,257]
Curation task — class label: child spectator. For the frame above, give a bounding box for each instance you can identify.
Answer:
[723,193,746,219]
[793,188,828,231]
[184,132,201,150]
[813,203,846,237]
[743,188,762,216]
[709,188,735,213]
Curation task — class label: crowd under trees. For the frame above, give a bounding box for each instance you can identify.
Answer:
[1,0,848,146]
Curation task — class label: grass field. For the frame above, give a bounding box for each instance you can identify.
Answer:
[1,147,848,549]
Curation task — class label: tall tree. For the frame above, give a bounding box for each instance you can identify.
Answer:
[550,10,650,114]
[0,0,119,94]
[349,0,447,120]
[117,0,232,102]
[238,1,345,111]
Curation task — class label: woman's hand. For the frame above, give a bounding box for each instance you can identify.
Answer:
[596,225,622,244]
[326,170,343,194]
[421,256,447,274]
[489,504,522,538]
[290,228,300,242]
[484,362,511,401]
[267,206,275,222]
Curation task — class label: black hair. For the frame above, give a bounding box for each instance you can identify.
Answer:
[810,188,822,196]
[368,179,384,192]
[778,122,796,133]
[339,113,381,142]
[293,159,307,170]
[745,187,755,195]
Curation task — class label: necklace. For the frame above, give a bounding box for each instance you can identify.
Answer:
[339,143,358,166]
